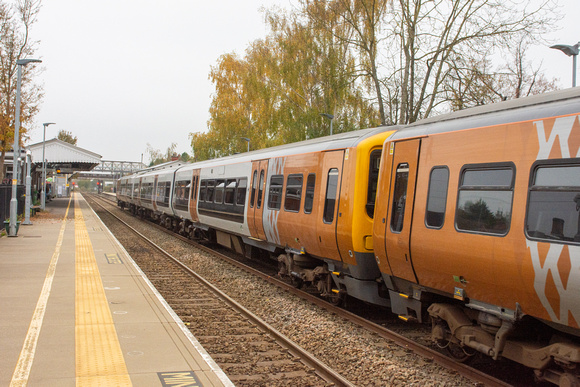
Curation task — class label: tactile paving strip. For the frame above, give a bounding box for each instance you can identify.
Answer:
[74,194,132,386]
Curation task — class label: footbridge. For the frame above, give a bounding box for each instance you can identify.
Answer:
[78,160,147,181]
[27,138,146,182]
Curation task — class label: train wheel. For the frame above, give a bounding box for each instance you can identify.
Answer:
[326,290,344,307]
[446,342,476,363]
[291,275,304,289]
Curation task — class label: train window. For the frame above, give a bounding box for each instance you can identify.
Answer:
[161,182,171,205]
[236,178,247,206]
[455,164,514,235]
[174,180,190,210]
[268,175,284,210]
[390,163,409,232]
[304,174,316,214]
[224,179,236,205]
[250,170,258,208]
[141,182,154,201]
[155,183,162,202]
[206,180,216,202]
[199,180,207,202]
[526,163,580,244]
[215,180,225,204]
[366,150,381,218]
[284,174,303,212]
[323,169,339,223]
[257,170,265,209]
[425,167,449,229]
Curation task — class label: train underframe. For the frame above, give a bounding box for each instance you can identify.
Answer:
[120,200,580,386]
[385,275,580,387]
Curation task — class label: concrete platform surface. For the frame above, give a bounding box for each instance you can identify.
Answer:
[0,193,233,387]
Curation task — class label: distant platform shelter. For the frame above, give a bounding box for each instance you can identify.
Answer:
[29,138,102,174]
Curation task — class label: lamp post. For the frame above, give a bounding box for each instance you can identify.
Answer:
[23,150,32,225]
[9,58,42,237]
[320,113,334,136]
[241,137,250,152]
[41,122,55,210]
[550,42,579,87]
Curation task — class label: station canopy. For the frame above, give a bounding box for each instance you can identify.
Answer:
[28,138,102,173]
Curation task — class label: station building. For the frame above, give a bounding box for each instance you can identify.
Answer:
[0,139,101,221]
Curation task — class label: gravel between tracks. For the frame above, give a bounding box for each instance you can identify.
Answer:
[99,202,477,386]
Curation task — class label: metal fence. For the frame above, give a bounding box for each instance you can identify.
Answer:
[0,185,25,222]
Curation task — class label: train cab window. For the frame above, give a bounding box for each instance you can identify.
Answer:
[268,175,284,210]
[304,173,316,214]
[257,170,265,209]
[323,169,339,223]
[224,179,236,205]
[236,178,247,206]
[215,180,225,204]
[284,174,303,212]
[455,164,514,235]
[390,163,409,232]
[366,150,381,218]
[526,163,580,244]
[425,167,449,228]
[199,180,207,202]
[250,170,258,208]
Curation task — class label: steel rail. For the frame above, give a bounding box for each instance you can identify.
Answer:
[88,194,356,387]
[93,193,512,386]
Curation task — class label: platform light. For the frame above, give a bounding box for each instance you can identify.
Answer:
[41,122,56,210]
[9,58,42,237]
[320,113,334,136]
[550,42,579,87]
[240,137,250,152]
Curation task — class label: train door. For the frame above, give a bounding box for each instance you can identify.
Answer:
[189,169,201,222]
[316,150,345,261]
[152,175,159,211]
[383,139,421,284]
[136,178,143,206]
[249,160,268,240]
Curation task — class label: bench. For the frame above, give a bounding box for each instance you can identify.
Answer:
[31,205,41,216]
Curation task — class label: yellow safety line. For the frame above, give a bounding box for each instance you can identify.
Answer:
[9,196,73,387]
[74,193,132,386]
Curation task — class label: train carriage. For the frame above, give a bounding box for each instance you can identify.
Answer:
[372,87,580,385]
[116,87,580,386]
[118,126,396,305]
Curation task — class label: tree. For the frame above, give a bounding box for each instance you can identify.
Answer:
[383,0,558,123]
[146,142,179,166]
[57,129,77,145]
[192,7,379,161]
[301,0,391,125]
[444,38,559,110]
[301,0,558,124]
[0,0,43,181]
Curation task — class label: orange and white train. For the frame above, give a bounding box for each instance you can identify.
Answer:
[118,88,580,385]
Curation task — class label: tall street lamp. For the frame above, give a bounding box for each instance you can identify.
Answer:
[9,58,42,237]
[41,122,55,210]
[320,113,334,136]
[241,137,250,152]
[23,150,32,225]
[550,42,579,87]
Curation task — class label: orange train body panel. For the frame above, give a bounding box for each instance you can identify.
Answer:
[375,110,580,328]
[117,89,580,381]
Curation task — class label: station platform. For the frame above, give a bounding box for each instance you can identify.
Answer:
[0,193,233,387]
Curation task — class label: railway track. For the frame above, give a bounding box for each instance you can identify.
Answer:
[89,192,516,386]
[88,193,351,386]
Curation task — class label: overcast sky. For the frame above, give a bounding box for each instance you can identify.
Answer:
[26,0,580,163]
